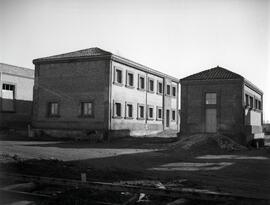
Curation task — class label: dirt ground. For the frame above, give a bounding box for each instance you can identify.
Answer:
[0,134,270,203]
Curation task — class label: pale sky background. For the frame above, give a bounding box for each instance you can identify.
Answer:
[0,0,270,120]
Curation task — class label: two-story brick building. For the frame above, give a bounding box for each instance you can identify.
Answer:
[180,66,264,145]
[32,47,179,138]
[0,63,34,129]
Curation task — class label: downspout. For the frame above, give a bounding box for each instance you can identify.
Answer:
[162,77,165,130]
[108,59,112,132]
[145,72,148,130]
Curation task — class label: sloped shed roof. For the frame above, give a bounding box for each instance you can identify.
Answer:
[0,63,34,78]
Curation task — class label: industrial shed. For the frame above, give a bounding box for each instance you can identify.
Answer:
[0,63,34,129]
[180,66,264,145]
[32,47,179,139]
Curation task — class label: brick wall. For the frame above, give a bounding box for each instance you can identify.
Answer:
[181,79,244,136]
[32,60,110,131]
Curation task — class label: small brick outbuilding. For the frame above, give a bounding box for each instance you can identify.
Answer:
[180,66,264,145]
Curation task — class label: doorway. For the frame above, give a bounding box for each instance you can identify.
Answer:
[166,109,170,127]
[205,108,217,133]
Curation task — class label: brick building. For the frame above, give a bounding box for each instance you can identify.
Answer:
[32,47,179,138]
[0,63,34,129]
[180,66,264,145]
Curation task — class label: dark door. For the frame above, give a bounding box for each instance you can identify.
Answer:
[166,109,170,127]
[205,108,217,133]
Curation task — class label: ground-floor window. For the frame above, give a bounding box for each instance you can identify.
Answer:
[125,103,133,118]
[172,110,176,121]
[114,102,122,118]
[148,105,154,120]
[156,107,162,120]
[80,102,94,117]
[48,102,59,117]
[137,104,145,119]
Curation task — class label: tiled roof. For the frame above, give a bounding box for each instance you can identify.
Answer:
[0,63,34,78]
[33,47,111,62]
[33,47,179,82]
[181,66,243,81]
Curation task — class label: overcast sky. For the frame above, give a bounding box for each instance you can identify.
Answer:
[0,0,269,120]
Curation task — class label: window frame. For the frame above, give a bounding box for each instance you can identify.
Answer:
[137,103,145,120]
[157,81,163,95]
[147,105,154,120]
[249,96,253,108]
[148,78,155,93]
[156,106,163,121]
[113,101,122,118]
[166,84,171,96]
[113,66,123,86]
[1,82,16,113]
[137,74,146,91]
[125,70,134,88]
[79,101,94,118]
[172,85,177,97]
[47,101,60,117]
[171,109,176,121]
[205,93,217,105]
[125,102,133,119]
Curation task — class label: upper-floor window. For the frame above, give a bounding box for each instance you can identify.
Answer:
[249,96,253,108]
[157,82,163,94]
[80,102,93,117]
[148,78,154,92]
[2,83,15,112]
[116,69,122,84]
[172,86,176,97]
[245,94,249,106]
[166,84,171,95]
[48,102,59,117]
[126,72,134,87]
[258,101,262,110]
[138,75,145,90]
[205,93,216,104]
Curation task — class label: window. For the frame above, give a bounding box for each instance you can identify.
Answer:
[80,102,93,117]
[157,82,163,94]
[148,78,154,92]
[115,102,122,117]
[148,106,154,119]
[114,67,122,84]
[126,72,134,87]
[172,110,176,121]
[245,94,249,106]
[138,75,145,90]
[255,99,258,109]
[2,83,15,112]
[205,93,217,104]
[156,107,162,120]
[48,102,59,117]
[258,101,262,110]
[138,104,145,119]
[166,84,171,95]
[249,96,253,108]
[126,103,133,118]
[172,86,176,97]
